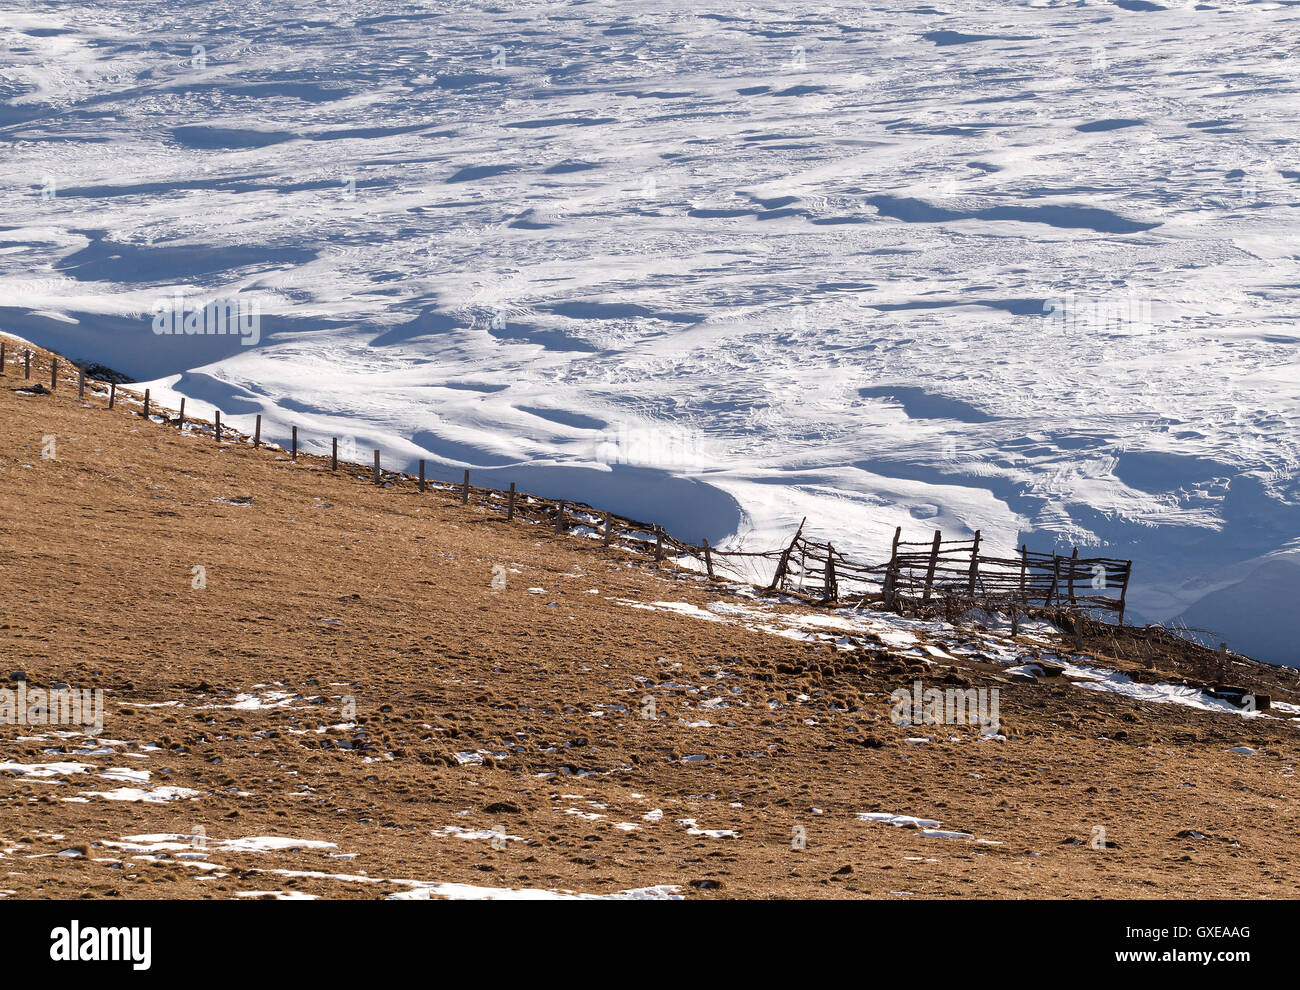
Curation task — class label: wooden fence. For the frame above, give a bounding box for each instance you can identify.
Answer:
[757,522,1132,621]
[3,342,1133,623]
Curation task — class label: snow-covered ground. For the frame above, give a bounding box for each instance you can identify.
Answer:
[2,1,1298,662]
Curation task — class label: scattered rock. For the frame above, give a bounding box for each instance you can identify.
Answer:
[851,735,884,748]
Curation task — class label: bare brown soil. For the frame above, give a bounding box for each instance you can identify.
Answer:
[1,340,1297,899]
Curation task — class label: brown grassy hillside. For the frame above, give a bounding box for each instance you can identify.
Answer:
[1,338,1297,899]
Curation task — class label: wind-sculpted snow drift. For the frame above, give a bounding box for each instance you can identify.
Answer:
[2,1,1298,662]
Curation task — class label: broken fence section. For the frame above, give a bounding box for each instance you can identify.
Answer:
[742,524,1132,622]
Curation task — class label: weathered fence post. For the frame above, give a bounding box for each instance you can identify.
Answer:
[418,460,426,492]
[253,415,261,447]
[1218,642,1228,685]
[24,349,31,379]
[292,426,298,461]
[654,526,664,562]
[702,538,714,578]
[1045,554,1061,610]
[461,470,469,504]
[767,518,806,592]
[108,381,116,409]
[143,389,150,420]
[178,397,185,430]
[1068,546,1079,604]
[1014,543,1028,634]
[555,501,566,533]
[603,512,613,546]
[823,543,837,604]
[883,526,901,610]
[1117,561,1131,625]
[966,529,981,599]
[215,410,222,443]
[373,449,381,485]
[506,482,516,520]
[921,529,942,603]
[0,340,5,374]
[78,368,85,400]
[50,358,57,390]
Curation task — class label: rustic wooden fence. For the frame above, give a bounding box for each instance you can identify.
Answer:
[758,522,1132,621]
[3,343,1134,624]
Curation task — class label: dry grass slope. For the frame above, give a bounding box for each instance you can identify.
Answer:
[1,339,1297,899]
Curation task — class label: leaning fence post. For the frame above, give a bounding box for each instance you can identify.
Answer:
[702,538,714,578]
[461,470,469,504]
[824,543,837,604]
[215,410,222,443]
[922,529,942,603]
[1045,554,1061,610]
[418,460,426,492]
[654,526,664,562]
[178,397,185,430]
[108,381,115,409]
[884,526,901,610]
[1117,561,1131,625]
[143,389,150,420]
[967,529,981,599]
[1068,546,1079,604]
[767,517,806,591]
[373,449,381,485]
[506,482,516,520]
